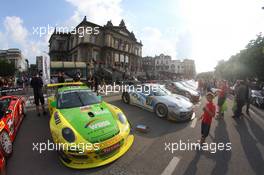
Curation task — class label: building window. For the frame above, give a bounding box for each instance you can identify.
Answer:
[93,50,99,61]
[115,53,119,62]
[120,54,124,62]
[115,39,119,49]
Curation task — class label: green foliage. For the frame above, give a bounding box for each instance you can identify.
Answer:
[215,33,264,81]
[0,59,16,76]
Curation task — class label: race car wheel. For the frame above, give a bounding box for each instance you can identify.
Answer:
[155,103,168,118]
[0,131,13,157]
[122,93,130,104]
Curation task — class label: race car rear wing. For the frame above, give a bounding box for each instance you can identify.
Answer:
[47,82,84,88]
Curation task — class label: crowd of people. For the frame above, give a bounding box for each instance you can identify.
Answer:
[196,78,255,146]
[0,76,16,88]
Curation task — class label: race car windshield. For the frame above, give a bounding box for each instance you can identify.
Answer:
[153,87,170,96]
[57,90,100,109]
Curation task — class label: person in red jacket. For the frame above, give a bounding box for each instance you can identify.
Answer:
[199,92,216,145]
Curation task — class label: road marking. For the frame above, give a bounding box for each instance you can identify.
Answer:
[161,156,180,175]
[249,109,264,126]
[190,117,197,128]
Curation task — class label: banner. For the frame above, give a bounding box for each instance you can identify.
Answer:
[42,53,50,85]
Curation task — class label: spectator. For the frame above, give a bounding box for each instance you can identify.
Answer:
[50,76,56,84]
[198,92,216,145]
[31,72,46,116]
[233,80,247,118]
[245,79,251,115]
[93,74,99,94]
[73,72,81,82]
[57,72,65,83]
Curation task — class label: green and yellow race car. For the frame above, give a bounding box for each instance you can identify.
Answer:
[47,82,134,169]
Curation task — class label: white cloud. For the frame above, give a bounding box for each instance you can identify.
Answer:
[4,16,28,45]
[0,16,47,63]
[179,0,264,72]
[140,27,177,59]
[65,0,123,26]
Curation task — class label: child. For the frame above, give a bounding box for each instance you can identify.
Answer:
[199,92,216,145]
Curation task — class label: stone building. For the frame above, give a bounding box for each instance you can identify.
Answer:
[182,59,196,79]
[0,48,27,72]
[49,17,143,79]
[36,56,43,72]
[142,56,155,76]
[142,53,196,79]
[154,54,171,72]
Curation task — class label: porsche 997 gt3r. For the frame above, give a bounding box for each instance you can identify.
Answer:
[47,82,134,169]
[122,84,195,121]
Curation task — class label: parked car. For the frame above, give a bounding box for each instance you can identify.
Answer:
[181,80,198,91]
[0,95,26,157]
[122,84,195,121]
[165,82,201,103]
[251,88,264,108]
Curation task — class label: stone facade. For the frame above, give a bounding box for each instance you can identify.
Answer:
[142,54,196,79]
[49,17,143,77]
[0,48,27,72]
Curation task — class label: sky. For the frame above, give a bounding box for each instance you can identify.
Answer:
[0,0,264,73]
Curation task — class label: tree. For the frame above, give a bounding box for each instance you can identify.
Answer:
[0,60,16,76]
[215,33,264,81]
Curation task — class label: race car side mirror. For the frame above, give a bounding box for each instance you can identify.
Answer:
[51,101,57,108]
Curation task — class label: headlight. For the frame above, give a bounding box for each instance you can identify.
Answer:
[62,127,75,143]
[117,113,127,124]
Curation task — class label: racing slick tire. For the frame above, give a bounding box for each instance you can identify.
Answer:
[122,92,130,104]
[0,130,13,157]
[155,103,168,118]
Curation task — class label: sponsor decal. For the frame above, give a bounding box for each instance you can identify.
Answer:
[80,105,92,112]
[7,118,14,134]
[93,110,109,115]
[84,119,101,128]
[19,104,23,115]
[0,121,5,131]
[85,120,111,130]
[102,142,120,154]
[99,135,122,148]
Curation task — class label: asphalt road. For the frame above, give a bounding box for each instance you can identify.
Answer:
[6,95,264,175]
